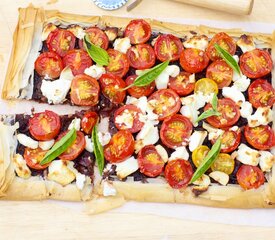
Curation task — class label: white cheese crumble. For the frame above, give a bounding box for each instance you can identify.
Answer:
[232,74,251,92]
[240,101,253,119]
[38,139,55,151]
[68,118,81,131]
[115,156,139,179]
[259,151,275,172]
[237,35,256,53]
[113,37,131,53]
[85,136,94,153]
[97,132,111,146]
[156,145,168,162]
[155,65,180,89]
[202,122,225,141]
[84,65,106,79]
[236,144,260,166]
[67,25,86,39]
[103,181,117,196]
[169,146,189,161]
[17,134,38,149]
[98,117,110,133]
[222,86,245,106]
[193,174,211,187]
[183,35,209,51]
[247,107,273,127]
[115,109,134,129]
[209,171,229,186]
[188,131,207,152]
[12,154,31,179]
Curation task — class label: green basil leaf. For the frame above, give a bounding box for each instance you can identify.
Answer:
[212,93,218,112]
[40,128,77,165]
[189,137,222,183]
[84,35,109,66]
[214,43,241,75]
[196,109,221,123]
[122,60,169,90]
[92,124,105,175]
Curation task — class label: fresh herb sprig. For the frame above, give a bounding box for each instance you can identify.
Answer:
[92,124,105,175]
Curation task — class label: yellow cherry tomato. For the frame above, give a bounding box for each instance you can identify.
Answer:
[211,153,235,175]
[192,145,210,168]
[194,78,219,95]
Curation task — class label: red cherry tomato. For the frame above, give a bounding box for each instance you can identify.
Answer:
[24,147,50,170]
[106,49,130,78]
[70,74,100,106]
[206,32,236,61]
[160,114,193,149]
[99,73,126,104]
[46,29,76,57]
[79,27,109,50]
[237,165,265,190]
[240,49,273,79]
[35,52,64,79]
[57,131,85,161]
[126,44,156,70]
[114,104,144,133]
[165,159,193,189]
[206,60,233,89]
[63,49,92,76]
[81,111,99,135]
[248,79,275,108]
[137,145,165,177]
[148,89,181,120]
[104,130,135,163]
[29,110,61,141]
[125,75,155,98]
[205,98,240,128]
[244,125,275,150]
[180,48,209,73]
[168,71,195,96]
[154,34,183,62]
[124,19,152,44]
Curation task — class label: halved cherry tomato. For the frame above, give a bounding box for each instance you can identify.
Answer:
[126,44,156,69]
[211,128,241,153]
[194,78,218,95]
[29,110,61,141]
[240,49,273,78]
[24,147,50,170]
[165,159,193,189]
[160,114,193,149]
[148,89,181,120]
[99,73,126,104]
[35,52,63,79]
[248,79,275,108]
[70,74,100,106]
[124,19,151,44]
[137,145,165,177]
[81,111,99,135]
[206,32,236,61]
[63,49,92,76]
[180,48,209,73]
[205,98,240,128]
[211,153,235,175]
[104,130,135,163]
[244,125,275,150]
[206,60,233,89]
[106,49,130,78]
[125,75,155,98]
[192,145,210,168]
[154,34,183,62]
[46,29,76,57]
[237,165,265,190]
[57,131,85,161]
[79,27,109,50]
[168,71,195,96]
[114,104,144,133]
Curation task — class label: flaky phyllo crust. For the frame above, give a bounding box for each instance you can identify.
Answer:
[0,5,274,208]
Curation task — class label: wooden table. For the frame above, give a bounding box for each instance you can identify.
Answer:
[0,0,275,239]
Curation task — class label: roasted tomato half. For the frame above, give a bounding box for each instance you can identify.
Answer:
[180,48,209,73]
[194,78,218,95]
[248,79,275,108]
[237,165,265,190]
[24,147,50,170]
[29,110,61,141]
[114,104,144,133]
[63,49,92,76]
[57,131,85,161]
[126,44,156,69]
[104,130,135,163]
[70,74,100,106]
[206,60,233,89]
[81,111,99,135]
[165,159,193,189]
[244,125,275,150]
[106,49,130,78]
[137,145,165,177]
[46,29,76,57]
[125,75,155,98]
[79,27,109,50]
[205,98,240,128]
[160,114,193,149]
[240,49,273,78]
[148,89,181,120]
[168,71,195,96]
[206,32,236,61]
[35,52,64,79]
[154,34,183,62]
[192,145,210,168]
[99,73,126,104]
[124,19,152,44]
[211,153,235,175]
